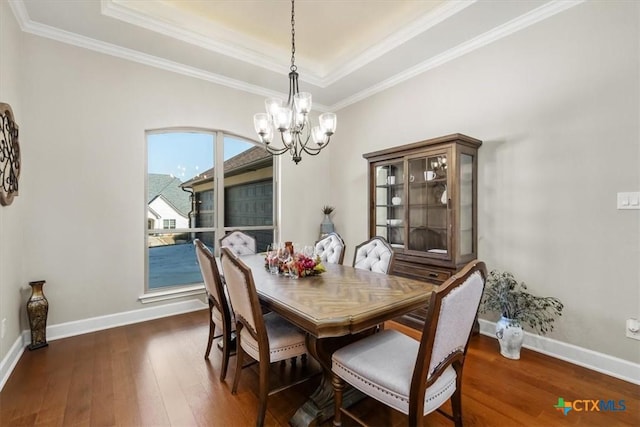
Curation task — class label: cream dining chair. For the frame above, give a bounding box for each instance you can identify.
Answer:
[352,236,395,274]
[220,247,310,427]
[315,232,346,264]
[194,239,235,381]
[219,230,257,256]
[331,260,487,427]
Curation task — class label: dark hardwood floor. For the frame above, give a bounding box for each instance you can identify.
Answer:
[1,310,638,426]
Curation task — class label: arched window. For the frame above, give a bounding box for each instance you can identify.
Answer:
[145,129,275,294]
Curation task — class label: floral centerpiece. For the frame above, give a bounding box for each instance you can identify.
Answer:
[289,253,326,277]
[265,251,326,278]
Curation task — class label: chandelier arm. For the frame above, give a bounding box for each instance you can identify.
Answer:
[300,136,332,156]
[263,142,291,156]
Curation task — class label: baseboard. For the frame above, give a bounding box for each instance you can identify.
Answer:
[42,298,207,341]
[478,319,640,385]
[0,298,207,391]
[0,334,26,391]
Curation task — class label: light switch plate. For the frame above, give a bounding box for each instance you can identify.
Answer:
[617,192,640,210]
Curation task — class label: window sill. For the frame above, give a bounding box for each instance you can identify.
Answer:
[139,283,206,304]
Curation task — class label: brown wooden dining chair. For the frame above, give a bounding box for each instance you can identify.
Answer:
[315,232,346,264]
[194,239,236,381]
[219,230,257,256]
[352,236,395,274]
[331,260,488,427]
[220,247,309,427]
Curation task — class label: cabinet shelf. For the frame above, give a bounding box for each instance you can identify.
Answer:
[376,184,404,189]
[409,178,447,186]
[408,203,446,209]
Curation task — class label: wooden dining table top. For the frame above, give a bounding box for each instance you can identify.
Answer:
[237,253,436,339]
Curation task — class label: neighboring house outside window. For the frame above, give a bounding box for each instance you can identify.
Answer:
[181,145,273,250]
[147,173,190,245]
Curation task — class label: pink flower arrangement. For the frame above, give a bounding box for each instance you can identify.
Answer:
[265,252,326,277]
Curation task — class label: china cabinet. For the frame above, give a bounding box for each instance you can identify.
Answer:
[363,133,481,329]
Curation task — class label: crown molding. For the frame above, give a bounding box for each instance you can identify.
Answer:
[100,0,300,81]
[322,0,476,87]
[9,0,583,113]
[329,0,585,111]
[8,0,333,110]
[101,0,476,88]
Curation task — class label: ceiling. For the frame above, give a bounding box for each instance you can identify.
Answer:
[11,0,580,111]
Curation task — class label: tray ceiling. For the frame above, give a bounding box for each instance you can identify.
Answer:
[12,0,582,110]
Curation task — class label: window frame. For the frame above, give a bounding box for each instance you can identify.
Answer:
[142,127,278,301]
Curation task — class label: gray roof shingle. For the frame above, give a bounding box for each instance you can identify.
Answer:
[148,174,191,217]
[181,145,272,187]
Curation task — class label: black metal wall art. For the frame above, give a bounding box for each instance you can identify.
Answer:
[0,102,20,206]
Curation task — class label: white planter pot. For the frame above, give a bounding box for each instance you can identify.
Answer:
[495,316,524,360]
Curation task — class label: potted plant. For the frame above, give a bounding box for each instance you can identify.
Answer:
[480,270,563,359]
[320,205,335,236]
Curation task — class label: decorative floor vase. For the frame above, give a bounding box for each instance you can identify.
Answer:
[27,280,49,350]
[495,316,523,360]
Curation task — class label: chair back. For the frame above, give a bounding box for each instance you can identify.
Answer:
[411,261,487,394]
[219,230,257,256]
[315,232,345,264]
[220,247,268,355]
[352,236,395,274]
[194,239,229,319]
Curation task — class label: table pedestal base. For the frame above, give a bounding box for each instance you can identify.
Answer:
[290,332,372,427]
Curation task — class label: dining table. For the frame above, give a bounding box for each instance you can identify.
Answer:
[236,253,437,427]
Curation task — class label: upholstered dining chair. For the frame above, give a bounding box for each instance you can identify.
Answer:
[219,230,257,256]
[220,247,310,427]
[315,232,346,264]
[331,260,487,427]
[194,239,235,381]
[352,236,395,274]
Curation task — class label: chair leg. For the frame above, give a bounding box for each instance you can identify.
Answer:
[232,331,243,394]
[451,387,463,427]
[204,309,215,359]
[219,324,230,381]
[256,357,270,427]
[332,374,344,427]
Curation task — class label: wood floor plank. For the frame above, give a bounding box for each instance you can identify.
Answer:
[1,311,638,426]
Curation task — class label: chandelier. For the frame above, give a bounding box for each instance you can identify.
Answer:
[253,0,337,165]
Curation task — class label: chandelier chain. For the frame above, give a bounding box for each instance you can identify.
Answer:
[290,0,296,71]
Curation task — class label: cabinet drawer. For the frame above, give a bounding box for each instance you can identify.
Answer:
[392,261,451,284]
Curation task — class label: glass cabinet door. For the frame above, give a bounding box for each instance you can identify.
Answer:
[374,161,405,248]
[459,152,474,257]
[407,151,450,258]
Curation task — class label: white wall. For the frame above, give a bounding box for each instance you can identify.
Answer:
[0,0,28,364]
[331,1,639,363]
[3,27,331,342]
